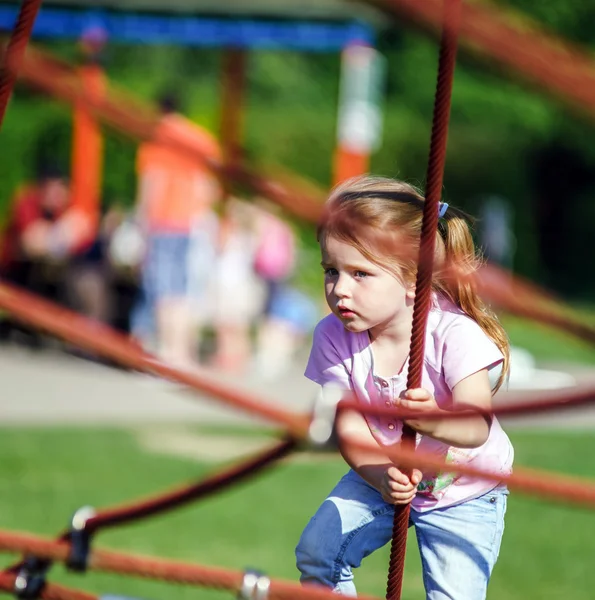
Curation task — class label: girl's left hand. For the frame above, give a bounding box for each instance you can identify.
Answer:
[399,388,441,436]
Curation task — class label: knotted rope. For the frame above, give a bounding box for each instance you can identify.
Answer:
[385,0,462,598]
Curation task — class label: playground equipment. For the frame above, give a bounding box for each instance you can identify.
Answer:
[3,1,595,599]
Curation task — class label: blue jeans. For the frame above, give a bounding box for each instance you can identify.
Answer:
[131,233,191,340]
[143,233,191,299]
[296,470,507,599]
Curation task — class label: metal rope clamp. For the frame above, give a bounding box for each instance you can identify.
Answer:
[66,506,96,572]
[307,385,344,450]
[13,556,49,600]
[238,569,271,600]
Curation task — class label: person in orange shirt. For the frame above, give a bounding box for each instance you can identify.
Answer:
[131,94,222,370]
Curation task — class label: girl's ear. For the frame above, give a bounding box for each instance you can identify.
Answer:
[405,282,416,300]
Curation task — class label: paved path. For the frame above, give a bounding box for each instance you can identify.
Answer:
[0,345,317,427]
[0,345,593,430]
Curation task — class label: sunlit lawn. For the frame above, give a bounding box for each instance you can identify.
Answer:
[0,427,593,599]
[502,312,595,365]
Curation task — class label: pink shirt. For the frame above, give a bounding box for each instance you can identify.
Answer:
[305,294,514,512]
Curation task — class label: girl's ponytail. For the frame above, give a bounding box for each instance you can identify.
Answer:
[436,215,510,393]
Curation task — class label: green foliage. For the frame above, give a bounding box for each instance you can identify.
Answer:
[502,312,595,364]
[2,2,595,295]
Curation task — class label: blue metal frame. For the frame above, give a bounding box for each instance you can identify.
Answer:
[0,5,375,51]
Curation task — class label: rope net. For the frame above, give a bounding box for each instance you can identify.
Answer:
[386,1,461,597]
[2,1,595,599]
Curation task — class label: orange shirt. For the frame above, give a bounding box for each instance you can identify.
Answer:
[136,114,222,233]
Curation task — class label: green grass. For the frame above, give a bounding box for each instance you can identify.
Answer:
[502,313,595,365]
[0,427,594,599]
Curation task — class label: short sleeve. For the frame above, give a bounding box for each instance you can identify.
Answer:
[442,317,504,390]
[304,318,351,390]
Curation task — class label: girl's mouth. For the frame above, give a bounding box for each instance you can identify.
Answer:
[338,307,356,318]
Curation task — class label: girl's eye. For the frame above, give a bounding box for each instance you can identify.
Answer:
[354,270,369,278]
[324,268,338,277]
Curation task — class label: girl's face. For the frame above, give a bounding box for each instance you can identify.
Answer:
[321,235,415,339]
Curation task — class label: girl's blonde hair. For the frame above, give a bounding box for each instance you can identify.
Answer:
[318,175,510,393]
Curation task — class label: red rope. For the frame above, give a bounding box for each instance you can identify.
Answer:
[5,437,295,577]
[2,275,595,437]
[475,263,595,346]
[0,4,594,598]
[84,436,295,533]
[13,44,325,223]
[0,572,97,600]
[3,274,595,508]
[0,0,42,128]
[341,433,595,510]
[0,529,381,600]
[338,377,595,422]
[379,0,595,121]
[0,282,310,438]
[0,264,593,507]
[386,1,461,598]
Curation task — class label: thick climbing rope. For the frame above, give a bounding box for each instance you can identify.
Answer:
[0,571,98,600]
[343,434,595,510]
[4,279,595,507]
[14,43,595,348]
[4,437,296,577]
[0,282,310,438]
[83,437,296,534]
[0,529,382,600]
[385,0,461,598]
[339,381,595,424]
[0,0,42,128]
[13,44,325,223]
[378,0,595,119]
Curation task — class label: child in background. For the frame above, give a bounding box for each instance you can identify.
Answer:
[296,176,513,599]
[209,199,264,373]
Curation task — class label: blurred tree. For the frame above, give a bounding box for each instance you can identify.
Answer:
[2,1,595,297]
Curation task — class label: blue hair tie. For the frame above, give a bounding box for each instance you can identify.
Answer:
[438,202,449,218]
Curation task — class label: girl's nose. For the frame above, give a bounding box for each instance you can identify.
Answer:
[333,275,350,298]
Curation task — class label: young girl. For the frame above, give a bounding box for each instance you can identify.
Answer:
[296,176,513,599]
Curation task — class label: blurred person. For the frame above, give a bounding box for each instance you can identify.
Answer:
[187,207,219,351]
[107,208,146,334]
[0,165,93,345]
[253,202,297,316]
[251,201,302,377]
[296,176,513,599]
[208,199,264,373]
[132,92,221,369]
[254,284,320,380]
[63,204,125,329]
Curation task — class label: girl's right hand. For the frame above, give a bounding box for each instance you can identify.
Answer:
[380,466,422,505]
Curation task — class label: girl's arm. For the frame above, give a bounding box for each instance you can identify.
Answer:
[337,409,421,504]
[401,368,493,448]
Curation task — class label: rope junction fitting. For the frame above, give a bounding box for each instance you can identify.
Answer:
[66,507,96,573]
[238,570,271,600]
[13,557,48,600]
